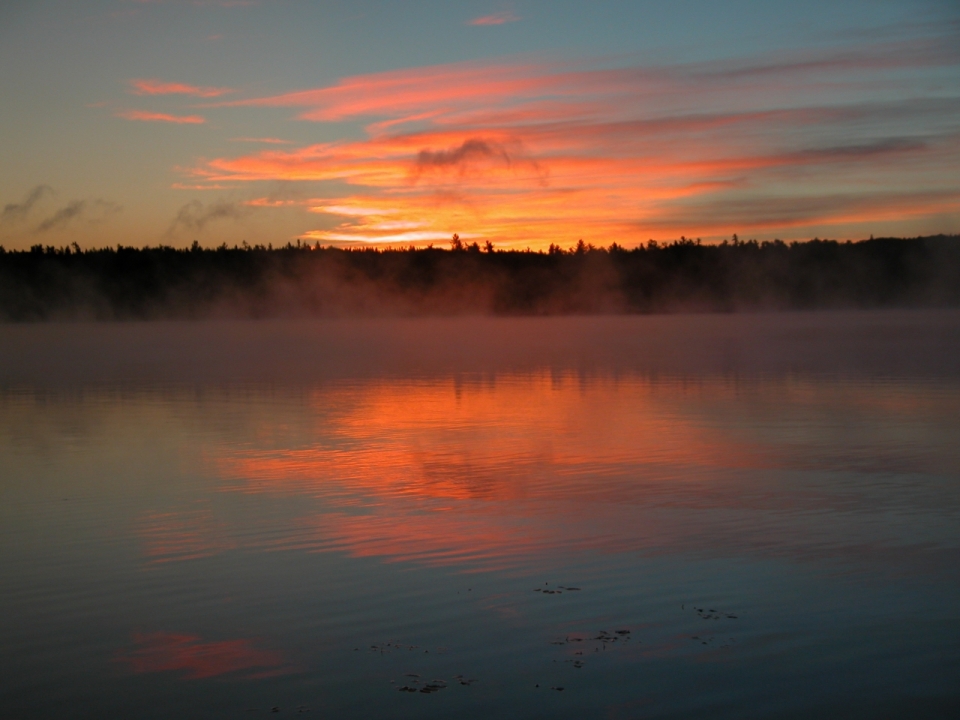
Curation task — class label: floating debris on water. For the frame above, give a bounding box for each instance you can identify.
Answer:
[535,583,580,594]
[367,641,421,654]
[688,605,741,621]
[394,674,475,692]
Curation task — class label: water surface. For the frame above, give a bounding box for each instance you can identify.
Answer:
[2,313,959,719]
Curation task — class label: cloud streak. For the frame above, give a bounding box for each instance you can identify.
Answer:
[36,201,85,232]
[469,11,520,26]
[167,199,251,235]
[35,199,122,233]
[1,185,52,224]
[129,78,233,97]
[229,136,293,144]
[118,109,206,124]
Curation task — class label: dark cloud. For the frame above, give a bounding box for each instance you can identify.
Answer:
[168,199,251,235]
[35,199,122,233]
[641,189,960,231]
[413,138,546,185]
[2,185,52,224]
[685,34,960,84]
[794,137,929,162]
[577,98,960,146]
[416,139,514,171]
[36,201,86,233]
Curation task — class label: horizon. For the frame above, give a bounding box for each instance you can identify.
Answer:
[4,232,959,256]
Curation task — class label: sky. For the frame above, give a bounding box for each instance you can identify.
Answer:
[1,0,958,251]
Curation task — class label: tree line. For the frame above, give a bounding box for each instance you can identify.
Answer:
[1,235,958,320]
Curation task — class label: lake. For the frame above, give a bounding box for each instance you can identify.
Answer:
[2,312,959,719]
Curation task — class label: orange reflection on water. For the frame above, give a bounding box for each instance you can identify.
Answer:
[196,375,773,569]
[214,374,764,505]
[116,633,289,680]
[127,371,957,571]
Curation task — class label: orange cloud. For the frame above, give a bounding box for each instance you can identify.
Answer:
[118,109,206,124]
[129,78,233,97]
[190,42,960,246]
[171,182,234,190]
[469,11,520,26]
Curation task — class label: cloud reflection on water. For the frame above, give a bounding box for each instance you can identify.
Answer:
[130,372,960,574]
[116,633,290,680]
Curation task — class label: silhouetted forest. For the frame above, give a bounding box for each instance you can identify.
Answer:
[1,235,958,320]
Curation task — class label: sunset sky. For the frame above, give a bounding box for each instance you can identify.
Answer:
[1,0,958,250]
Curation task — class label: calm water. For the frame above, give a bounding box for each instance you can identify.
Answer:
[2,313,959,719]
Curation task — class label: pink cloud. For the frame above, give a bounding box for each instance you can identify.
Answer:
[118,109,206,124]
[469,11,520,26]
[224,60,564,121]
[129,78,233,97]
[222,36,955,124]
[188,41,960,246]
[229,136,293,144]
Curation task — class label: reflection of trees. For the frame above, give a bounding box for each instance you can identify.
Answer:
[1,235,958,319]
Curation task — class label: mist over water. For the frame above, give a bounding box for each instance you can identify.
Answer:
[3,238,959,321]
[2,312,959,719]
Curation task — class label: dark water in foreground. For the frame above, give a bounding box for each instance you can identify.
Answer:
[2,313,959,719]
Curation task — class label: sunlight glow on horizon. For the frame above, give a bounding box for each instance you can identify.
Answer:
[1,0,957,249]
[181,40,960,247]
